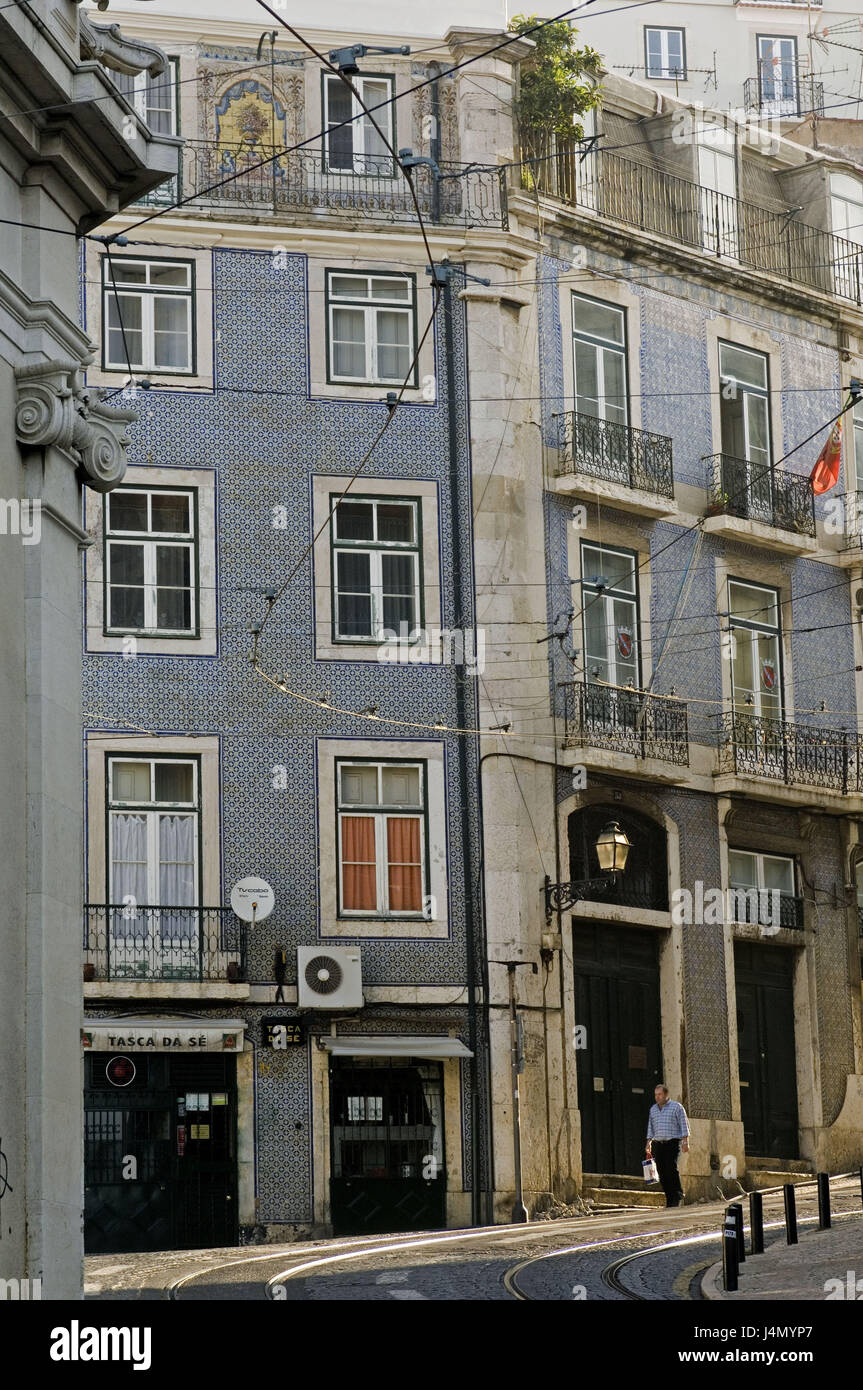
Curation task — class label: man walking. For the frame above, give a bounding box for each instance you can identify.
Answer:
[645,1084,689,1207]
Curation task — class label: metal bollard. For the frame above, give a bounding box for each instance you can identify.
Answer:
[730,1201,745,1262]
[722,1209,739,1292]
[817,1172,831,1230]
[749,1190,764,1255]
[784,1182,798,1245]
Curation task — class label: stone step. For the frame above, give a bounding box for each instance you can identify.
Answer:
[744,1170,814,1192]
[745,1157,813,1174]
[582,1184,668,1209]
[583,1172,659,1192]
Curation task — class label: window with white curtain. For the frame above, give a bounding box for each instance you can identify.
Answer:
[102,257,194,373]
[327,271,414,385]
[108,757,199,939]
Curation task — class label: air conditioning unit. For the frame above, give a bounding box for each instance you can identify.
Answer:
[297,946,363,1009]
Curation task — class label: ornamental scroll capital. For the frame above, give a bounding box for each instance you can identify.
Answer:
[14,358,137,492]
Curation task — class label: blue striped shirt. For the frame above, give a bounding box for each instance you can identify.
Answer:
[647,1098,689,1141]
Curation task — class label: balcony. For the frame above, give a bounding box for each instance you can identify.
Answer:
[702,453,816,554]
[83,905,247,987]
[561,682,690,772]
[133,142,507,228]
[836,489,863,566]
[553,411,675,516]
[729,887,805,930]
[743,75,824,119]
[525,146,863,306]
[719,711,863,793]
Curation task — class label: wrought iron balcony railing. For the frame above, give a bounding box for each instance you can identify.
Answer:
[858,905,863,937]
[743,75,824,119]
[83,905,247,983]
[560,682,690,766]
[728,887,805,930]
[705,453,815,537]
[523,145,863,306]
[719,711,863,791]
[133,142,507,228]
[557,411,674,499]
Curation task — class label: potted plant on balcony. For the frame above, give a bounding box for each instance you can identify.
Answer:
[706,490,730,517]
[508,15,602,194]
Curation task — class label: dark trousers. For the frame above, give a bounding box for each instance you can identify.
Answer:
[652,1139,683,1206]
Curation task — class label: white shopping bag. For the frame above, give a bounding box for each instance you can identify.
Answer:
[642,1157,659,1184]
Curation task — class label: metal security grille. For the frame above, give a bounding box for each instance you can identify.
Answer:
[84,1052,237,1253]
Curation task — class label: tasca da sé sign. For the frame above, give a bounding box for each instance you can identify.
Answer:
[82,1024,242,1052]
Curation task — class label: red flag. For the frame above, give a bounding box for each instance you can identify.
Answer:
[810,419,842,495]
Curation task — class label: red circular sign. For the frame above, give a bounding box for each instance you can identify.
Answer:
[106,1055,137,1087]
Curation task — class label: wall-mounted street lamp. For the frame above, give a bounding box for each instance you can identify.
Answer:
[543,821,631,923]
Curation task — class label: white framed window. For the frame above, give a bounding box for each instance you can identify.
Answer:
[831,173,863,246]
[326,271,415,385]
[337,760,426,916]
[581,541,639,688]
[757,36,798,117]
[323,73,394,175]
[728,849,796,925]
[104,487,197,635]
[102,256,194,373]
[114,59,179,135]
[728,579,782,720]
[572,293,627,425]
[644,27,686,80]
[107,756,199,910]
[332,496,420,641]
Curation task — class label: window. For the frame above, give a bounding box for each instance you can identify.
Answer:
[831,173,863,246]
[728,849,796,925]
[332,496,420,640]
[719,342,772,517]
[323,73,394,175]
[757,36,798,117]
[327,272,415,386]
[572,293,627,428]
[644,28,686,80]
[854,400,863,492]
[337,761,426,915]
[728,579,782,720]
[114,60,179,135]
[106,755,200,965]
[698,129,737,257]
[108,756,199,907]
[581,542,639,688]
[104,488,196,635]
[102,257,194,373]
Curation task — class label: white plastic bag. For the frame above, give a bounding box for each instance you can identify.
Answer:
[642,1157,659,1184]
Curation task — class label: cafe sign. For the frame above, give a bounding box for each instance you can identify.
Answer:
[82,1020,244,1053]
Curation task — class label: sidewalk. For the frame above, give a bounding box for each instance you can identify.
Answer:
[702,1213,863,1300]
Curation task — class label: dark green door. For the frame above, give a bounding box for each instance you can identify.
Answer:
[574,923,663,1174]
[330,1058,446,1235]
[735,942,799,1159]
[84,1053,238,1252]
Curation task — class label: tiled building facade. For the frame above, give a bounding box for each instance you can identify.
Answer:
[79,4,863,1251]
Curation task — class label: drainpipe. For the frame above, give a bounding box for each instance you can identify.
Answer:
[441,267,489,1227]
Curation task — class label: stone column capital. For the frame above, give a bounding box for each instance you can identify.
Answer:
[14,358,137,492]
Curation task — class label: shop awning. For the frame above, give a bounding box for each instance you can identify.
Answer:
[320,1035,472,1059]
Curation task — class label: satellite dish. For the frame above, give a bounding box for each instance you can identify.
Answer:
[230,877,275,923]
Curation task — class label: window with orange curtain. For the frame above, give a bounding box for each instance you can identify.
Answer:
[386,816,422,911]
[340,816,377,910]
[337,761,425,915]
